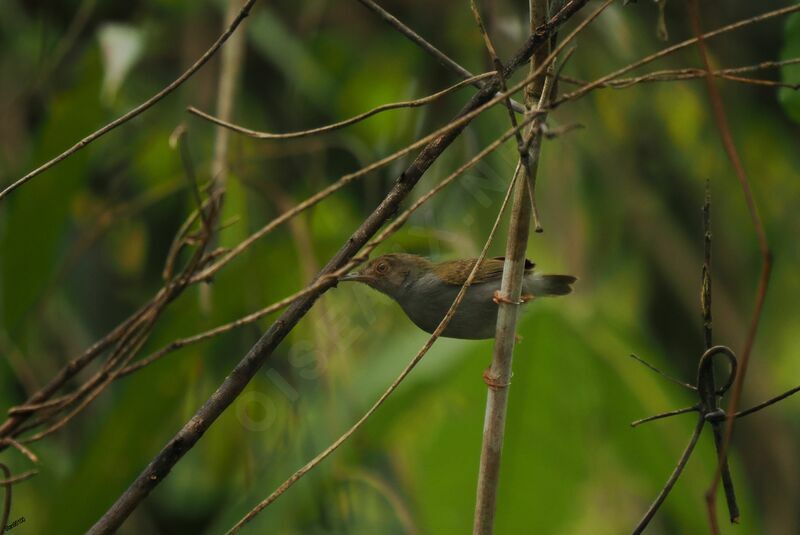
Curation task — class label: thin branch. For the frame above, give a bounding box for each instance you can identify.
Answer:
[0,299,154,443]
[734,385,800,419]
[629,353,697,391]
[554,4,800,108]
[18,318,158,445]
[631,406,699,428]
[0,469,38,487]
[354,0,526,113]
[558,57,800,90]
[0,0,258,202]
[1,191,218,447]
[210,0,248,191]
[0,439,39,464]
[632,415,705,535]
[187,73,494,139]
[170,125,210,231]
[469,0,547,238]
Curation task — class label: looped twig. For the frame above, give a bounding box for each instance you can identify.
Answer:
[696,345,738,399]
[630,345,739,428]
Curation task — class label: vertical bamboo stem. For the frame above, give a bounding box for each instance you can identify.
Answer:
[472,2,549,533]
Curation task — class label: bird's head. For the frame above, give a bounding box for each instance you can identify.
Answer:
[340,253,432,299]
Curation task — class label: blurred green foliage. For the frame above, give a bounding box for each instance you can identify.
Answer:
[1,1,799,533]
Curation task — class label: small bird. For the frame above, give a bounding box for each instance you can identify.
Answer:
[340,253,576,339]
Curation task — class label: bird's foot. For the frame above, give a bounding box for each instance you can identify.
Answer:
[520,293,536,303]
[483,368,511,390]
[492,290,523,305]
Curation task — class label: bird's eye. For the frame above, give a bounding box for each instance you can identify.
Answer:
[375,262,389,274]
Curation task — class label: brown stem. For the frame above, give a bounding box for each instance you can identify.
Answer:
[473,0,547,532]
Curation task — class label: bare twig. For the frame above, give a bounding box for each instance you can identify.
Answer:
[210,0,248,190]
[187,73,494,139]
[632,415,705,535]
[0,439,38,464]
[0,0,258,202]
[631,405,699,428]
[629,353,697,391]
[555,4,800,108]
[354,0,526,113]
[558,58,800,90]
[0,301,152,443]
[0,469,38,487]
[194,0,615,282]
[734,385,800,419]
[472,0,615,529]
[0,179,220,448]
[170,125,210,230]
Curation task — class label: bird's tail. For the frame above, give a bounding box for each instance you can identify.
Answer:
[531,274,577,296]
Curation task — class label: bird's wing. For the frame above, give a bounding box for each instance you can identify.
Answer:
[433,257,535,286]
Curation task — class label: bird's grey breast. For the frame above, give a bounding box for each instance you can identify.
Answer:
[397,272,502,339]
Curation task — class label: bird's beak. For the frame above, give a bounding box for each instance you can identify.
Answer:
[340,272,368,282]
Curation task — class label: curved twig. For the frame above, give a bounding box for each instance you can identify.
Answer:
[734,385,800,419]
[187,73,494,139]
[631,405,699,428]
[632,415,705,535]
[629,353,697,391]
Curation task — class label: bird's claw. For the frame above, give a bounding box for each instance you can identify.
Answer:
[483,368,511,390]
[493,290,522,305]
